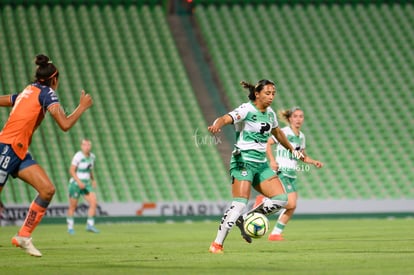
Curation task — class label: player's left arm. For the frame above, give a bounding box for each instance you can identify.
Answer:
[271,127,304,160]
[48,90,92,132]
[301,150,324,168]
[90,171,97,188]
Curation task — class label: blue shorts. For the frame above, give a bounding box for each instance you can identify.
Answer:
[0,143,37,186]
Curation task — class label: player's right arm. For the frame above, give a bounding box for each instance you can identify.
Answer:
[0,94,18,107]
[208,114,233,134]
[49,90,93,131]
[209,103,250,134]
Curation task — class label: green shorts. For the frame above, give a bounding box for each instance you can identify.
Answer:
[230,156,276,187]
[278,172,298,193]
[68,179,94,199]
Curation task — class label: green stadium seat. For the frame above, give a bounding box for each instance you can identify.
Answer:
[0,2,230,204]
[195,2,414,200]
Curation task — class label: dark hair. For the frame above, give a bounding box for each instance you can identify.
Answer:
[34,54,59,86]
[240,79,275,100]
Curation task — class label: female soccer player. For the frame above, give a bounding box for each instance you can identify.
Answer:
[0,54,93,256]
[66,138,99,234]
[207,79,300,254]
[257,107,323,241]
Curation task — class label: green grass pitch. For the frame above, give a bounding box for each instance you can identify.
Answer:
[0,218,413,274]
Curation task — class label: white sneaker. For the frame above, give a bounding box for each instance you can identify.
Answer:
[11,235,42,257]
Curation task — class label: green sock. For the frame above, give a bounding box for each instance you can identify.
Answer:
[272,221,285,235]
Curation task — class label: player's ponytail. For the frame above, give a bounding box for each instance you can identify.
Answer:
[34,54,59,86]
[278,106,302,124]
[240,79,275,101]
[240,81,255,100]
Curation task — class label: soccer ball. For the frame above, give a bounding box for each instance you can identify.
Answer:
[243,212,269,238]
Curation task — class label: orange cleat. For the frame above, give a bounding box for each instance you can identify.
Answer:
[268,234,284,241]
[208,242,224,254]
[253,195,266,208]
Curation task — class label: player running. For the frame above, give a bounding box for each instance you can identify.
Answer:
[0,54,92,256]
[207,79,301,254]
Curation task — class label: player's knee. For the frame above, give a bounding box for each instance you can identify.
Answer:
[89,201,97,208]
[40,184,55,200]
[286,203,297,211]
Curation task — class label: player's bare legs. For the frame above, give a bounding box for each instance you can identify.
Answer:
[66,198,78,234]
[84,192,99,233]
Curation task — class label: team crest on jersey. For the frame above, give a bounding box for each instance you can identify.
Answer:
[241,169,248,177]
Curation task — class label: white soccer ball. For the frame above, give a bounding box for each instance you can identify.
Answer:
[243,212,269,238]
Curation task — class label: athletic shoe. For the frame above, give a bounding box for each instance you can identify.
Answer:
[86,225,100,233]
[235,216,252,243]
[68,229,75,235]
[268,234,284,241]
[11,235,42,257]
[208,242,224,254]
[253,195,266,208]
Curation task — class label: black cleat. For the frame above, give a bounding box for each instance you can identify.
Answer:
[235,216,252,243]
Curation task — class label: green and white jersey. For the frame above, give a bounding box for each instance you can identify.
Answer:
[274,126,305,178]
[228,101,278,163]
[70,151,95,183]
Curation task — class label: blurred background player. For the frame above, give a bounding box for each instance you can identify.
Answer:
[255,106,323,241]
[0,54,93,256]
[66,138,99,234]
[207,79,300,254]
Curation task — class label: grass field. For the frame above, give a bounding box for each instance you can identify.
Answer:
[0,218,413,274]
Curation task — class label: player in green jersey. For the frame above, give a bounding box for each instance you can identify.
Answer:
[66,139,99,234]
[208,80,301,254]
[255,107,323,241]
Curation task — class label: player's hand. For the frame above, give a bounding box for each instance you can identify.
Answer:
[313,160,324,168]
[79,90,93,110]
[208,125,221,134]
[78,182,86,190]
[269,160,279,171]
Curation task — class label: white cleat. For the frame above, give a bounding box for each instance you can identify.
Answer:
[11,235,42,257]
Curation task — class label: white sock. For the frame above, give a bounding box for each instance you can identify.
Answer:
[67,217,74,230]
[214,200,247,245]
[87,217,94,227]
[272,221,286,235]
